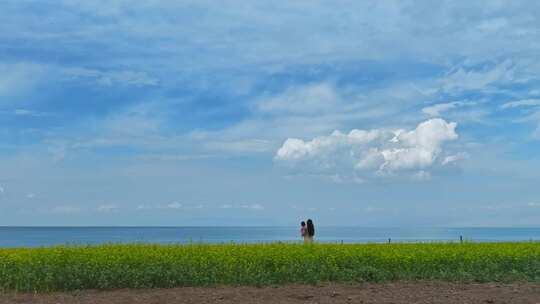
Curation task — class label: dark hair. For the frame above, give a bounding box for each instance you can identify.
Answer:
[301,221,306,226]
[306,219,315,237]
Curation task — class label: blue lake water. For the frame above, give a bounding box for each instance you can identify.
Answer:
[1,227,540,248]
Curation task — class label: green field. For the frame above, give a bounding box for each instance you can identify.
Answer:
[1,242,540,292]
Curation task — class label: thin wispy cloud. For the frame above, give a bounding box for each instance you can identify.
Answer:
[63,67,159,87]
[51,205,81,215]
[97,205,119,213]
[422,102,471,117]
[500,99,540,109]
[221,204,265,211]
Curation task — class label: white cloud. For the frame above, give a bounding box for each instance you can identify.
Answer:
[63,67,159,87]
[47,144,67,162]
[0,109,51,117]
[138,154,220,161]
[275,118,460,180]
[167,202,183,209]
[14,109,33,116]
[136,202,205,211]
[500,99,540,109]
[136,204,152,210]
[533,125,540,140]
[58,101,170,153]
[442,152,469,165]
[97,204,119,213]
[220,203,264,210]
[240,203,264,210]
[100,107,162,137]
[12,109,52,117]
[441,61,515,93]
[6,1,540,75]
[476,18,508,32]
[0,63,47,99]
[499,99,540,140]
[257,83,339,115]
[422,101,470,117]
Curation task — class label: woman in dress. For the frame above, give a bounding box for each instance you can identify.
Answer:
[300,221,308,243]
[306,219,315,243]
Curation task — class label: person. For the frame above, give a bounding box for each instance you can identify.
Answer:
[306,219,315,243]
[300,221,308,242]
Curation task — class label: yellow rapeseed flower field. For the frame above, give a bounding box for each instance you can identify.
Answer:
[1,242,539,292]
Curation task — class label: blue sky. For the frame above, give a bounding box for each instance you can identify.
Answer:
[1,1,540,226]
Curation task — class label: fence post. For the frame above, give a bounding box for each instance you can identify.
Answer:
[388,238,391,244]
[460,235,463,243]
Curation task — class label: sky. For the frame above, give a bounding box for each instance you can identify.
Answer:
[1,1,540,226]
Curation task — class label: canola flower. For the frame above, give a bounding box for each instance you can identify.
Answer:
[0,242,539,292]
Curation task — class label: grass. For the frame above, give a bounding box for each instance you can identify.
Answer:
[1,242,540,292]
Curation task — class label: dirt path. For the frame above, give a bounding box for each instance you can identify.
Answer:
[2,282,539,304]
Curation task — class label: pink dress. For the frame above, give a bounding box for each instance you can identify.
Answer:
[301,226,307,242]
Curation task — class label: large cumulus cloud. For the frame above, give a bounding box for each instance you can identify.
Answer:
[275,118,461,181]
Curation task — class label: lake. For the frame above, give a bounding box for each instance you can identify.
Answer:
[1,227,540,247]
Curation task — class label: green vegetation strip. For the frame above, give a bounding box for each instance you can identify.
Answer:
[1,242,540,292]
